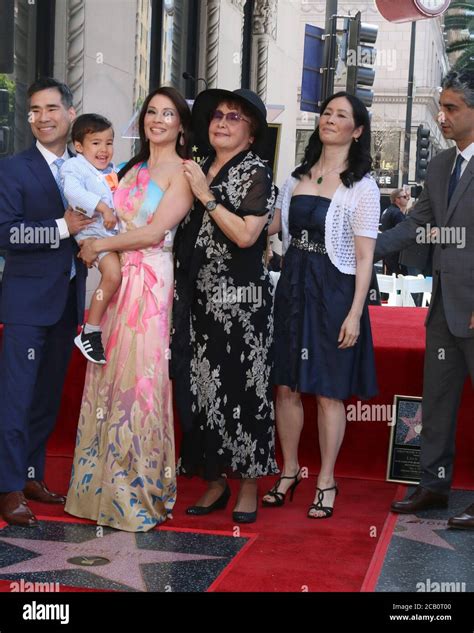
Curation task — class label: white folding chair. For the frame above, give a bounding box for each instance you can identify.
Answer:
[422,276,432,307]
[401,275,430,307]
[376,273,403,306]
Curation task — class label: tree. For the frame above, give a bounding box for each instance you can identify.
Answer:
[444,1,474,72]
[0,74,15,113]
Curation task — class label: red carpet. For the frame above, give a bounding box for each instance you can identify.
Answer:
[44,307,474,488]
[3,456,397,593]
[0,306,472,593]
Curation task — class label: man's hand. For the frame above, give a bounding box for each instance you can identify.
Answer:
[102,208,117,230]
[64,208,94,235]
[78,238,98,267]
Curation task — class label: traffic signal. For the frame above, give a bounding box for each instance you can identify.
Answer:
[415,125,430,182]
[0,0,14,74]
[0,89,9,118]
[0,126,10,155]
[346,11,378,108]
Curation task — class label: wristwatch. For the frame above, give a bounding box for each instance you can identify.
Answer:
[205,198,218,213]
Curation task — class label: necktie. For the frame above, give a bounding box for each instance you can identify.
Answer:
[53,158,68,208]
[447,154,464,205]
[53,158,75,279]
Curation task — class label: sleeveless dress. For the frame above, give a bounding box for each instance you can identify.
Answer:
[65,163,177,532]
[274,195,378,399]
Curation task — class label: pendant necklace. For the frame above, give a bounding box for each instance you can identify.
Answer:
[314,159,347,184]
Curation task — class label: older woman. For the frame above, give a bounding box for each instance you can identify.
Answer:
[65,87,193,532]
[171,89,278,524]
[264,92,379,518]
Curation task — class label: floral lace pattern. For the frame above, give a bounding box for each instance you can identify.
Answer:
[172,150,279,479]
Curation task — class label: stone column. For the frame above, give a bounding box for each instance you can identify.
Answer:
[14,0,36,152]
[205,0,221,88]
[251,0,277,101]
[66,0,85,114]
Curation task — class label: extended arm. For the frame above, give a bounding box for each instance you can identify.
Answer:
[84,170,193,258]
[200,201,269,248]
[268,207,281,236]
[183,159,272,249]
[374,181,434,261]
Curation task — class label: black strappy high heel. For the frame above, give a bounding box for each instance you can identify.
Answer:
[262,468,303,507]
[307,483,338,519]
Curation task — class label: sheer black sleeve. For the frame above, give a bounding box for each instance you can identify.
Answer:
[238,165,276,218]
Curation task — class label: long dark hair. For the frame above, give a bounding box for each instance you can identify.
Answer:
[118,86,192,180]
[293,91,372,187]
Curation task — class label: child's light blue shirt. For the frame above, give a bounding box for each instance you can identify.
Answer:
[60,153,116,217]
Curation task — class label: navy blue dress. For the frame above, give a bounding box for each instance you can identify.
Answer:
[273,195,378,399]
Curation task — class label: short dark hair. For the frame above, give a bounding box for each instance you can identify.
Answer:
[27,77,74,109]
[441,69,474,108]
[71,113,114,144]
[216,99,259,137]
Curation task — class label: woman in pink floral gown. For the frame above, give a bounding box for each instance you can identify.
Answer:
[65,88,193,532]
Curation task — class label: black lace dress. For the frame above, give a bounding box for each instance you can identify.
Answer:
[171,150,279,480]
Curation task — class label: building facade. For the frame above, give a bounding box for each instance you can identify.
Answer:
[296,0,450,193]
[1,1,451,185]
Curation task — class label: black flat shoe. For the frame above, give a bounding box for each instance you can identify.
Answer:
[232,507,257,524]
[262,468,303,507]
[186,484,230,516]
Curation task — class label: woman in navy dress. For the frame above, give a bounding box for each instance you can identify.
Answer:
[263,92,380,518]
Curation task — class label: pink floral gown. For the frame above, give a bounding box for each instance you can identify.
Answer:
[65,163,177,532]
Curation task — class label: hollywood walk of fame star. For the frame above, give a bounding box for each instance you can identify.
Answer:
[0,530,225,592]
[400,406,422,444]
[394,515,454,550]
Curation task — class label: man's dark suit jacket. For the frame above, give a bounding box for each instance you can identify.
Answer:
[375,147,474,338]
[0,144,86,326]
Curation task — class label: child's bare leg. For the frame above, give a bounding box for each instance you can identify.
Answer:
[86,253,122,326]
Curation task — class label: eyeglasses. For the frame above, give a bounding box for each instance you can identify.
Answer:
[211,110,250,125]
[398,194,410,199]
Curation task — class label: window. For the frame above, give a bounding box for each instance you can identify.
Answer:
[0,0,54,280]
[149,0,200,98]
[371,129,401,189]
[295,129,313,165]
[0,0,55,157]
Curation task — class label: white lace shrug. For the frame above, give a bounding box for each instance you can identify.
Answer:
[276,172,380,274]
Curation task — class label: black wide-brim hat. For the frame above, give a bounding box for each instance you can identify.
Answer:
[191,88,268,155]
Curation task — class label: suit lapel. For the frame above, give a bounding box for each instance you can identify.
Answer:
[24,144,65,210]
[445,154,474,225]
[435,147,455,224]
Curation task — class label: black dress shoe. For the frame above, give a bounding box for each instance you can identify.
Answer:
[447,503,474,530]
[391,486,448,514]
[186,484,230,516]
[232,508,257,524]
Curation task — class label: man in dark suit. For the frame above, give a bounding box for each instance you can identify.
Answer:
[375,69,474,529]
[0,78,92,527]
[380,188,409,275]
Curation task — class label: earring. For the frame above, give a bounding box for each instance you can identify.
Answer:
[179,132,185,146]
[353,138,359,143]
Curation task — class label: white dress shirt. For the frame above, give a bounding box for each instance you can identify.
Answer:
[36,140,70,239]
[454,141,474,177]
